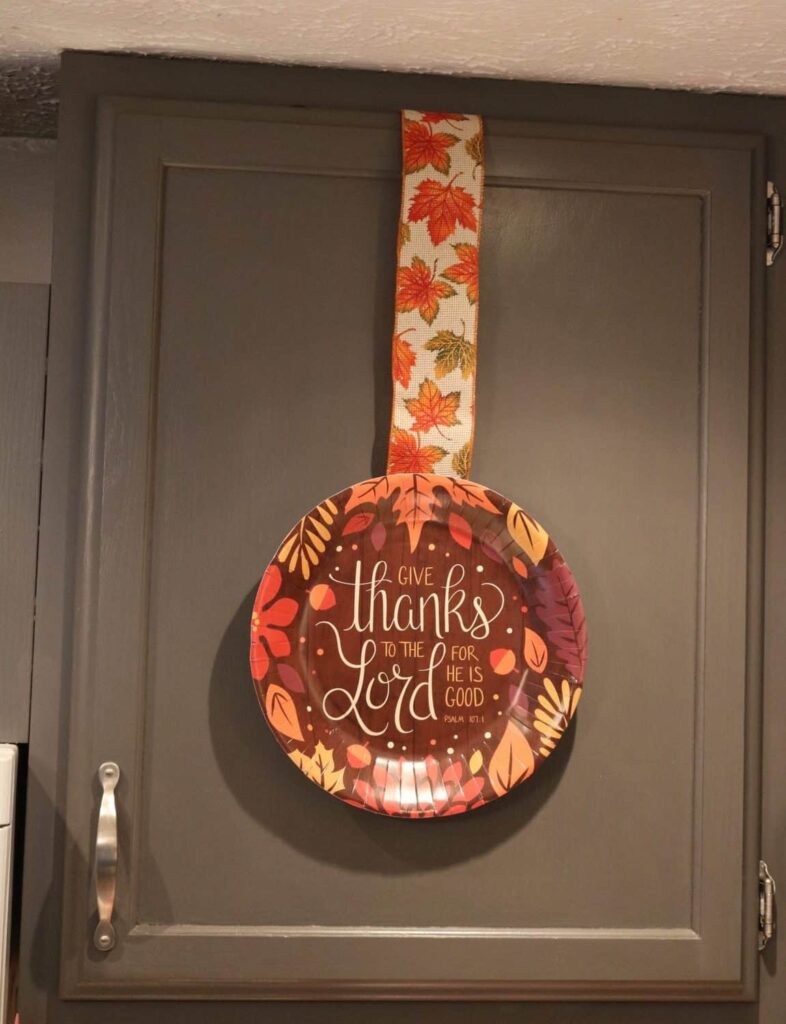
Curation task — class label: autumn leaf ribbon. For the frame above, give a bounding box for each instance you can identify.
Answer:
[387,111,484,480]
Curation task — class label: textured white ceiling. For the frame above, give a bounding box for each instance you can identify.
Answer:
[2,0,786,134]
[4,0,786,92]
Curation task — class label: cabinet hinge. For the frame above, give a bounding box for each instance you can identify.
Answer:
[759,860,776,952]
[767,181,783,266]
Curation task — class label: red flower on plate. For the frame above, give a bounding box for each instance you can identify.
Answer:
[250,565,298,681]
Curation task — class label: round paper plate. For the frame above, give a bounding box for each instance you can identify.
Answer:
[250,473,587,818]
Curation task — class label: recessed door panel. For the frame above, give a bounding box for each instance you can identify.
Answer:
[47,100,760,1001]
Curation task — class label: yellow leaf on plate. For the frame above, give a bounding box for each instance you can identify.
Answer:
[506,503,549,566]
[289,742,345,794]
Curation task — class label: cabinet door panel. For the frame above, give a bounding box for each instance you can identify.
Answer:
[51,100,760,1000]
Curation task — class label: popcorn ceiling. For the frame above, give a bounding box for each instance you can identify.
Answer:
[2,0,785,136]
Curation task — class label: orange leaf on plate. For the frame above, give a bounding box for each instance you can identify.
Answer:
[265,684,304,742]
[448,512,472,549]
[442,477,499,514]
[507,503,549,566]
[488,721,534,796]
[512,556,529,578]
[342,512,374,536]
[523,628,548,673]
[389,474,441,552]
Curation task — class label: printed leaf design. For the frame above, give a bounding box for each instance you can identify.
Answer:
[507,680,529,715]
[441,243,479,304]
[403,118,458,174]
[448,511,473,549]
[278,499,337,581]
[451,441,472,478]
[459,776,485,803]
[469,749,483,774]
[506,503,549,567]
[487,720,535,796]
[443,477,501,515]
[346,743,372,769]
[277,664,305,693]
[370,521,387,550]
[512,556,529,579]
[480,529,504,564]
[265,684,304,742]
[344,476,396,513]
[342,511,375,536]
[289,742,345,794]
[404,378,461,434]
[345,475,439,551]
[408,178,478,245]
[424,328,476,380]
[421,112,469,125]
[390,474,441,552]
[534,677,582,758]
[396,256,456,325]
[464,131,483,170]
[250,564,299,681]
[392,330,416,388]
[523,627,548,673]
[388,426,446,474]
[533,562,588,680]
[352,777,380,810]
[343,475,485,552]
[398,221,411,253]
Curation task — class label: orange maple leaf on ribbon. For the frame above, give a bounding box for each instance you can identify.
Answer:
[405,378,461,434]
[388,427,446,473]
[441,242,479,304]
[421,112,469,125]
[403,119,458,175]
[408,178,478,246]
[396,256,456,324]
[392,331,416,388]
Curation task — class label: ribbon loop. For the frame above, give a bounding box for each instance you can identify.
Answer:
[387,111,484,480]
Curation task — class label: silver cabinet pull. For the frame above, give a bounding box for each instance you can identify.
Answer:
[759,859,777,952]
[93,761,120,952]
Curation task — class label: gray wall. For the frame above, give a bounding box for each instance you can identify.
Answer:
[0,137,55,283]
[0,141,54,740]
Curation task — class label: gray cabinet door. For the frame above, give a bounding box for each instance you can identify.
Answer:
[23,59,767,1022]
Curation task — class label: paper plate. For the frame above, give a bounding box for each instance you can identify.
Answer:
[250,473,587,818]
